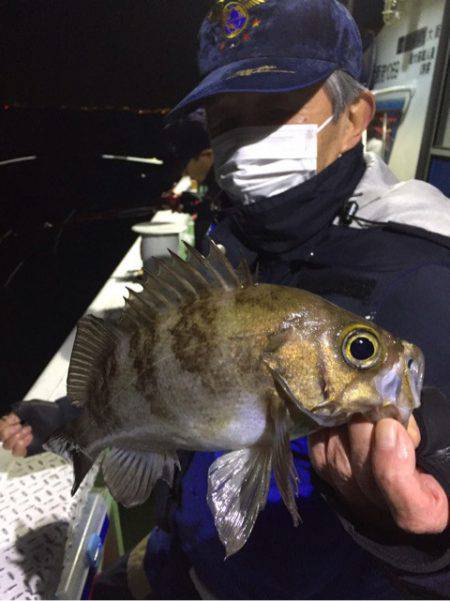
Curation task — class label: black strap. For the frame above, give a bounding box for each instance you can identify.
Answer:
[341,204,450,251]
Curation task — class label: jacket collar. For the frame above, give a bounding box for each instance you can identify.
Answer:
[352,152,399,209]
[347,153,450,238]
[228,144,366,259]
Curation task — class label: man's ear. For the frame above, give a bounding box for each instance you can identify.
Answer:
[340,91,375,154]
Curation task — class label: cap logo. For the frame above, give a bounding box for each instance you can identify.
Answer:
[223,2,249,38]
[209,0,266,39]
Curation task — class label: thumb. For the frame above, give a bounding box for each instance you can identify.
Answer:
[372,419,449,534]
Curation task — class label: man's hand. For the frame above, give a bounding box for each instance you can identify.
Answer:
[0,413,34,457]
[309,416,449,535]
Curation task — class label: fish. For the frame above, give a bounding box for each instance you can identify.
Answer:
[45,241,425,556]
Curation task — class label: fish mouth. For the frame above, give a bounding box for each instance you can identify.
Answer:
[372,346,425,426]
[406,349,424,410]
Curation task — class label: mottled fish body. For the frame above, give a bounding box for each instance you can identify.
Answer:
[46,242,424,556]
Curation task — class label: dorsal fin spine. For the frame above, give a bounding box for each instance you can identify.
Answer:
[209,242,241,287]
[121,240,253,325]
[152,259,184,302]
[157,257,199,300]
[123,312,141,328]
[141,272,173,306]
[168,249,211,288]
[126,288,155,324]
[184,242,229,289]
[127,287,155,310]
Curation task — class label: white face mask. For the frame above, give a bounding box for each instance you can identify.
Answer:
[212,116,333,205]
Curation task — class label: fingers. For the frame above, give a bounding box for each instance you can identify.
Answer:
[2,424,32,448]
[309,415,428,516]
[406,415,421,449]
[372,419,449,534]
[0,413,32,458]
[347,418,387,508]
[0,413,22,442]
[308,428,330,480]
[310,416,448,535]
[7,433,33,458]
[309,427,369,508]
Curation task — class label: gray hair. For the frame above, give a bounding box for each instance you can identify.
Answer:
[323,70,367,121]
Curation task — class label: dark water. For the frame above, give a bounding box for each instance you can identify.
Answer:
[0,109,172,412]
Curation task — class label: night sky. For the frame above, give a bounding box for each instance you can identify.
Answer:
[0,0,384,109]
[0,0,212,108]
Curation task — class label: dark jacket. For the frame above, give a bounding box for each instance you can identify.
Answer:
[143,145,450,600]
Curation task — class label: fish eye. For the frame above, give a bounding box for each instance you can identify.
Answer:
[342,328,381,370]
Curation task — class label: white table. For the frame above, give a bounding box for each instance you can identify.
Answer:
[0,237,143,600]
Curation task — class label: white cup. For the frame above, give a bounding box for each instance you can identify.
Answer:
[132,222,187,267]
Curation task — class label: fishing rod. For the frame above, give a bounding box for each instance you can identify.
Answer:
[1,204,159,288]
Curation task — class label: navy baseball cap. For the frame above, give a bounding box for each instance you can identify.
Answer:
[171,0,363,116]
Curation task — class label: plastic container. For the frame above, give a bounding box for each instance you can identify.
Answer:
[131,222,187,266]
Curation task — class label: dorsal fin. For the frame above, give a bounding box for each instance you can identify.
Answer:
[167,249,211,291]
[182,242,232,289]
[68,315,118,407]
[153,257,199,302]
[201,241,241,289]
[122,240,254,323]
[69,244,255,407]
[181,240,252,290]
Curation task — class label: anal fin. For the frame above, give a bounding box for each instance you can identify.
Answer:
[102,448,180,507]
[72,449,95,495]
[43,430,94,495]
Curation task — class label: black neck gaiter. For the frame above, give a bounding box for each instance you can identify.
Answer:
[228,143,366,259]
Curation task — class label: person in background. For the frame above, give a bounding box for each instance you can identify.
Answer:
[1,0,450,599]
[159,109,222,250]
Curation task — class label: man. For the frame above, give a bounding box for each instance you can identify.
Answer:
[1,0,449,598]
[160,110,220,249]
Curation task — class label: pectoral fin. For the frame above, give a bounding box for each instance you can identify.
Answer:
[270,398,300,527]
[207,401,303,558]
[102,448,180,507]
[207,447,272,557]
